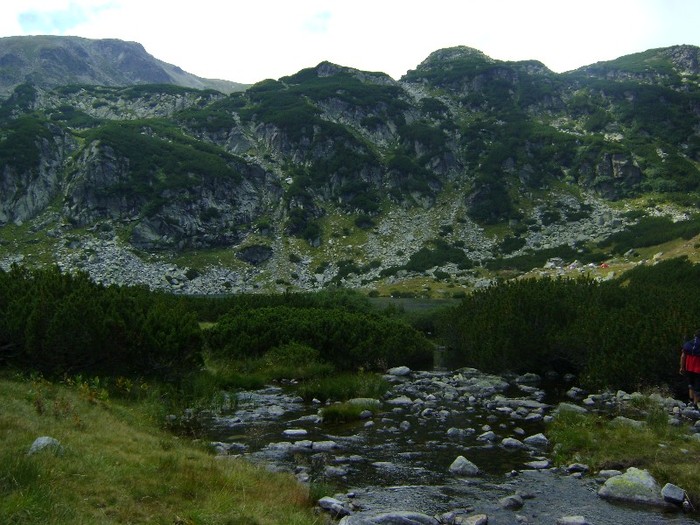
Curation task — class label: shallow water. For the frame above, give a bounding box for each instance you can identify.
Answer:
[204,372,700,524]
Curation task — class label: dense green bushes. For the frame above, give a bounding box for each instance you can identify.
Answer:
[0,266,202,379]
[598,214,700,254]
[439,258,700,392]
[0,269,431,385]
[205,305,433,371]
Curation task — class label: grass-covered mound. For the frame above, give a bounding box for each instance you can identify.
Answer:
[0,374,317,525]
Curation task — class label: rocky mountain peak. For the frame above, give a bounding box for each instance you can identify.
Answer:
[417,46,494,68]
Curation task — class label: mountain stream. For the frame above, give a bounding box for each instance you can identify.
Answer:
[204,368,700,524]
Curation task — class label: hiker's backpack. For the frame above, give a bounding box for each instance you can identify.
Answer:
[683,337,700,356]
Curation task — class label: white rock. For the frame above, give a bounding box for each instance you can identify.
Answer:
[387,366,411,376]
[282,428,308,438]
[449,455,481,476]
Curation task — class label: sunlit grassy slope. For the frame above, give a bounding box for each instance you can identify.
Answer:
[0,374,320,525]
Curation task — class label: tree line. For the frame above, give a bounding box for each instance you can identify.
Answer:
[0,267,433,380]
[438,257,700,392]
[2,258,699,394]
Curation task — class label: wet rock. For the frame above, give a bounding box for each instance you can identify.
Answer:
[312,440,339,452]
[476,430,497,442]
[449,455,481,476]
[340,511,440,524]
[499,494,524,510]
[439,508,476,524]
[598,469,622,479]
[566,463,589,474]
[447,427,474,439]
[282,428,308,438]
[661,483,687,506]
[447,514,488,525]
[28,436,63,455]
[318,496,352,517]
[386,395,414,406]
[501,437,525,449]
[555,402,588,415]
[266,405,285,416]
[524,459,551,469]
[523,433,549,447]
[598,467,670,508]
[556,517,590,525]
[566,387,587,399]
[325,465,349,477]
[210,441,247,455]
[388,366,412,377]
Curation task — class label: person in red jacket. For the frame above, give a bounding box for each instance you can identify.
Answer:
[680,330,700,408]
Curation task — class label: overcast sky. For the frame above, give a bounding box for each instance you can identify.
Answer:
[1,0,699,84]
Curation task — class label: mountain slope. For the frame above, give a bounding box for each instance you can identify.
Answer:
[0,39,699,295]
[0,35,247,97]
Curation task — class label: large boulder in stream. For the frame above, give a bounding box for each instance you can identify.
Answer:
[598,467,671,508]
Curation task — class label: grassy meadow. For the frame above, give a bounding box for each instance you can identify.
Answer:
[0,373,321,525]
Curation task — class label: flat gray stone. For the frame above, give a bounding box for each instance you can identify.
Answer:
[282,428,308,437]
[340,511,439,524]
[524,459,551,469]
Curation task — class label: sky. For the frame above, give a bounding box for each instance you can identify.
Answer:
[1,0,699,84]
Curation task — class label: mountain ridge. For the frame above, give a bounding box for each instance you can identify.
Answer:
[0,37,699,295]
[0,35,248,97]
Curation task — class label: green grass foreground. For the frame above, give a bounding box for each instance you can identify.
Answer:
[0,375,321,525]
[549,406,700,508]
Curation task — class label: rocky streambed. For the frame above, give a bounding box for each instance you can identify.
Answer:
[205,368,700,524]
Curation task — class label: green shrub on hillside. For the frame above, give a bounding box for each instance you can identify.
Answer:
[0,116,55,173]
[599,215,700,254]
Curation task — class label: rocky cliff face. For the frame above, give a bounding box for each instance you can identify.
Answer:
[0,39,699,293]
